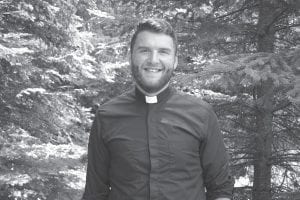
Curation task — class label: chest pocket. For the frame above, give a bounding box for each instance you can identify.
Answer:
[158,118,203,177]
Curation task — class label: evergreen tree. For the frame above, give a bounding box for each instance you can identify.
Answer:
[1,0,299,199]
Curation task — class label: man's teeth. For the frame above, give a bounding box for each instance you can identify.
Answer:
[145,68,161,72]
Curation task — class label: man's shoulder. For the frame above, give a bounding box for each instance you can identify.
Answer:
[172,89,213,112]
[99,89,135,112]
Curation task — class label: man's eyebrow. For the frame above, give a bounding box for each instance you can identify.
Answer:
[159,48,171,52]
[136,46,149,49]
[136,46,172,51]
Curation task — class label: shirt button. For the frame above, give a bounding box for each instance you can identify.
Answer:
[152,159,159,168]
[148,117,154,122]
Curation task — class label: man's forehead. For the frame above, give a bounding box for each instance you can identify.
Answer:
[134,31,175,49]
[136,30,173,39]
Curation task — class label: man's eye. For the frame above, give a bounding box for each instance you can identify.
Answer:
[159,50,170,55]
[139,49,149,53]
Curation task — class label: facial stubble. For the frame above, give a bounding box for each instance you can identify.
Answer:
[131,62,174,94]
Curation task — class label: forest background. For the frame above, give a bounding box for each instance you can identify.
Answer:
[0,0,300,200]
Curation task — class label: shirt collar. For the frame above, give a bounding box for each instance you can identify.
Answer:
[135,86,172,104]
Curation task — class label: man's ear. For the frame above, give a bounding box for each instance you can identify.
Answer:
[128,52,132,69]
[174,56,178,70]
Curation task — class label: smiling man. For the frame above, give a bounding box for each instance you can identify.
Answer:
[130,28,177,96]
[82,18,234,200]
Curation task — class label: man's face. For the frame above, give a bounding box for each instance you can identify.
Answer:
[130,31,178,94]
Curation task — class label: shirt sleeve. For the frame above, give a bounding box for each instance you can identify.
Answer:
[82,110,110,200]
[199,107,234,200]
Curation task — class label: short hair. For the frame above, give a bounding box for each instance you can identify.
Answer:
[130,18,178,54]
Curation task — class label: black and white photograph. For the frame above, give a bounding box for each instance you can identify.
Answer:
[0,0,299,200]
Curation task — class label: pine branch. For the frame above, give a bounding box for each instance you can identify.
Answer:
[266,7,289,32]
[272,100,292,112]
[216,3,258,20]
[272,153,300,165]
[275,23,300,31]
[231,157,254,162]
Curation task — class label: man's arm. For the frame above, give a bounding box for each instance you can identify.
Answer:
[200,107,234,200]
[82,111,110,200]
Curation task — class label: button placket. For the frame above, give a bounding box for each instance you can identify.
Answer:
[147,104,162,200]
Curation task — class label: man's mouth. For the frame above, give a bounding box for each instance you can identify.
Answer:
[144,67,163,72]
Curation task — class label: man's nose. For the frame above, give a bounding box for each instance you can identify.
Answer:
[149,51,159,64]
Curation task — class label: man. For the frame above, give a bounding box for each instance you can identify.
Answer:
[83,18,234,200]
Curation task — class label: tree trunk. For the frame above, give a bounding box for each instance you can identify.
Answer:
[252,0,280,199]
[252,81,274,200]
[256,0,278,53]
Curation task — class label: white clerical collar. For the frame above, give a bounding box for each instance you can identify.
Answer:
[145,95,158,104]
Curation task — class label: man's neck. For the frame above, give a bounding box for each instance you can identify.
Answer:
[136,83,169,97]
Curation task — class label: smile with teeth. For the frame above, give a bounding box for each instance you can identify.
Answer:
[144,68,163,72]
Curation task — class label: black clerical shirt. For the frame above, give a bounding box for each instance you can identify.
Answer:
[83,87,233,200]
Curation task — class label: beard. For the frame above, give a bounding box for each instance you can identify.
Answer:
[131,62,174,94]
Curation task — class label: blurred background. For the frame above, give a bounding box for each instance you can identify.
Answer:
[0,0,299,199]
